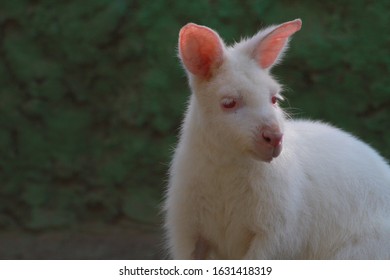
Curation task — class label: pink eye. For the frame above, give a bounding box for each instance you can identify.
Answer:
[221,98,237,110]
[271,96,277,105]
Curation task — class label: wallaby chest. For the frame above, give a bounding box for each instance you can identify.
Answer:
[192,164,256,259]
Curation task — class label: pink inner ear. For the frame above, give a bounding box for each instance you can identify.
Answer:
[179,23,223,79]
[257,19,302,69]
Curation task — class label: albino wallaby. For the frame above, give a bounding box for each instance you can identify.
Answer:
[164,19,390,259]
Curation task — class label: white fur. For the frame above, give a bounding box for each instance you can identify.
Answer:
[163,21,390,259]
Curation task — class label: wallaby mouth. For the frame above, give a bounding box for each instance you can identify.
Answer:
[272,143,283,158]
[266,143,283,162]
[251,142,283,162]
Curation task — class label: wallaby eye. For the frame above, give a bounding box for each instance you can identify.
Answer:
[272,94,284,105]
[221,97,237,110]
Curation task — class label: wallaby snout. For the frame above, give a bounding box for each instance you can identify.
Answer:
[253,126,283,162]
[261,129,283,148]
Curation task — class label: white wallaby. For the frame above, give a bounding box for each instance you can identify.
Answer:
[163,19,390,259]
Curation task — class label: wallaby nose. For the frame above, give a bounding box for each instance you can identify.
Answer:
[262,130,283,147]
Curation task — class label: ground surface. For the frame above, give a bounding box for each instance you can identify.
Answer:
[0,222,164,260]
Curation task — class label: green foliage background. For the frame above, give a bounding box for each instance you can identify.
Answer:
[0,0,389,230]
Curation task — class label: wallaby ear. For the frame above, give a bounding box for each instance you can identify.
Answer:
[179,23,224,79]
[254,19,302,69]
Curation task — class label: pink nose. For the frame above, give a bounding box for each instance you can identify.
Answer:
[262,130,283,147]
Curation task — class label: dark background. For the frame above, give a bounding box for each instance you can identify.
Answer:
[0,0,389,259]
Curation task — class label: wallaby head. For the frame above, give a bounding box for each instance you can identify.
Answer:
[178,19,301,162]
